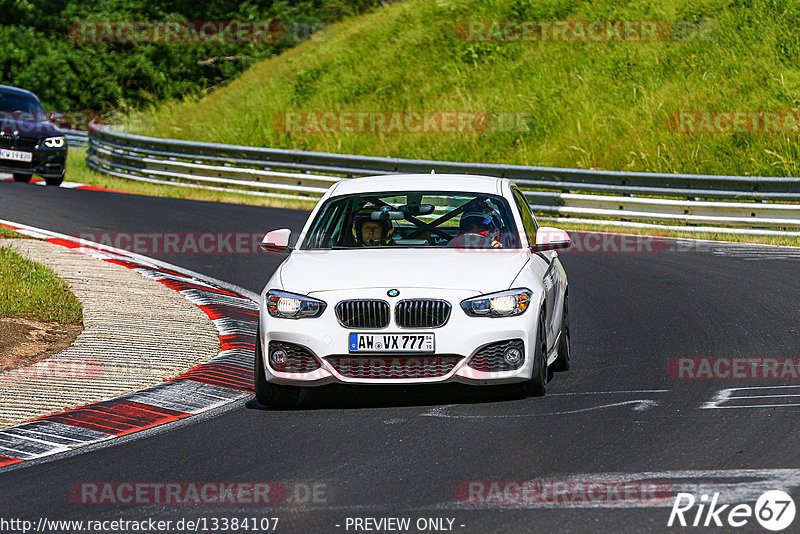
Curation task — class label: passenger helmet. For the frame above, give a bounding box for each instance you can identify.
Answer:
[459,203,502,242]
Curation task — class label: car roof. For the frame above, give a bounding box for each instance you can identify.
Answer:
[331,173,505,196]
[0,85,37,98]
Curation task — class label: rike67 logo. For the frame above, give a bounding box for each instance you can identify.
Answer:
[668,490,796,531]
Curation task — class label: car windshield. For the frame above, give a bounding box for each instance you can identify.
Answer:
[300,191,521,249]
[0,91,46,118]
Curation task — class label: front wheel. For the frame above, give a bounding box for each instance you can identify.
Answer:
[254,330,301,409]
[12,173,31,183]
[44,176,64,186]
[515,310,548,397]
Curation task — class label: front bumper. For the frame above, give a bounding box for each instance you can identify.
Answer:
[259,287,540,386]
[0,146,67,178]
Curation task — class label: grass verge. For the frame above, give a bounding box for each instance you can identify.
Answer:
[0,226,23,239]
[0,246,83,323]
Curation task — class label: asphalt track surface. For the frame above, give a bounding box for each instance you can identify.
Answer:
[1,181,800,533]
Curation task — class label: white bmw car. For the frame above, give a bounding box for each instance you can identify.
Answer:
[256,174,570,408]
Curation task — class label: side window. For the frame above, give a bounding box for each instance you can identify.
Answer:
[305,200,347,248]
[512,188,538,247]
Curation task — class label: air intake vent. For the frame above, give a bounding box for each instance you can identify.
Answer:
[268,341,320,373]
[335,300,390,328]
[327,355,463,379]
[468,339,525,372]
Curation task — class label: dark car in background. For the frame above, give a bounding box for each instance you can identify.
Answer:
[0,85,67,186]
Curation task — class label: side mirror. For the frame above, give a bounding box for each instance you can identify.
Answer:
[260,229,293,254]
[531,226,571,252]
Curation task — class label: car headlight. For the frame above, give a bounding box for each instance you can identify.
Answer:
[461,288,532,317]
[44,136,65,148]
[266,290,326,319]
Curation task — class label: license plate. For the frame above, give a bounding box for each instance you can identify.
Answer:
[0,149,32,163]
[349,333,435,353]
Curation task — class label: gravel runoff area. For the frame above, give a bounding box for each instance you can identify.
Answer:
[0,238,220,427]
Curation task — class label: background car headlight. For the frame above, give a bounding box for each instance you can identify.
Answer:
[43,136,65,148]
[461,288,532,317]
[266,290,326,319]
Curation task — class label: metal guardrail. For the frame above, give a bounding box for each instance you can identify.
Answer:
[85,124,800,232]
[63,129,88,148]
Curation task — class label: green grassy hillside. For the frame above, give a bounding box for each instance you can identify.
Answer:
[1,0,379,114]
[128,0,800,178]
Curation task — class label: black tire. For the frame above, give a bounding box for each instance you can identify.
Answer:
[254,330,301,409]
[44,176,63,186]
[516,310,548,397]
[551,292,571,372]
[12,173,31,183]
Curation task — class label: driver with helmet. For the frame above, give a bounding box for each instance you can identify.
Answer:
[456,202,504,248]
[352,206,393,246]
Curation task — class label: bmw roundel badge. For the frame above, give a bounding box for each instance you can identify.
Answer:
[387,289,400,297]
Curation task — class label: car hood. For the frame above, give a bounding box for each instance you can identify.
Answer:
[0,119,61,137]
[278,248,530,295]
